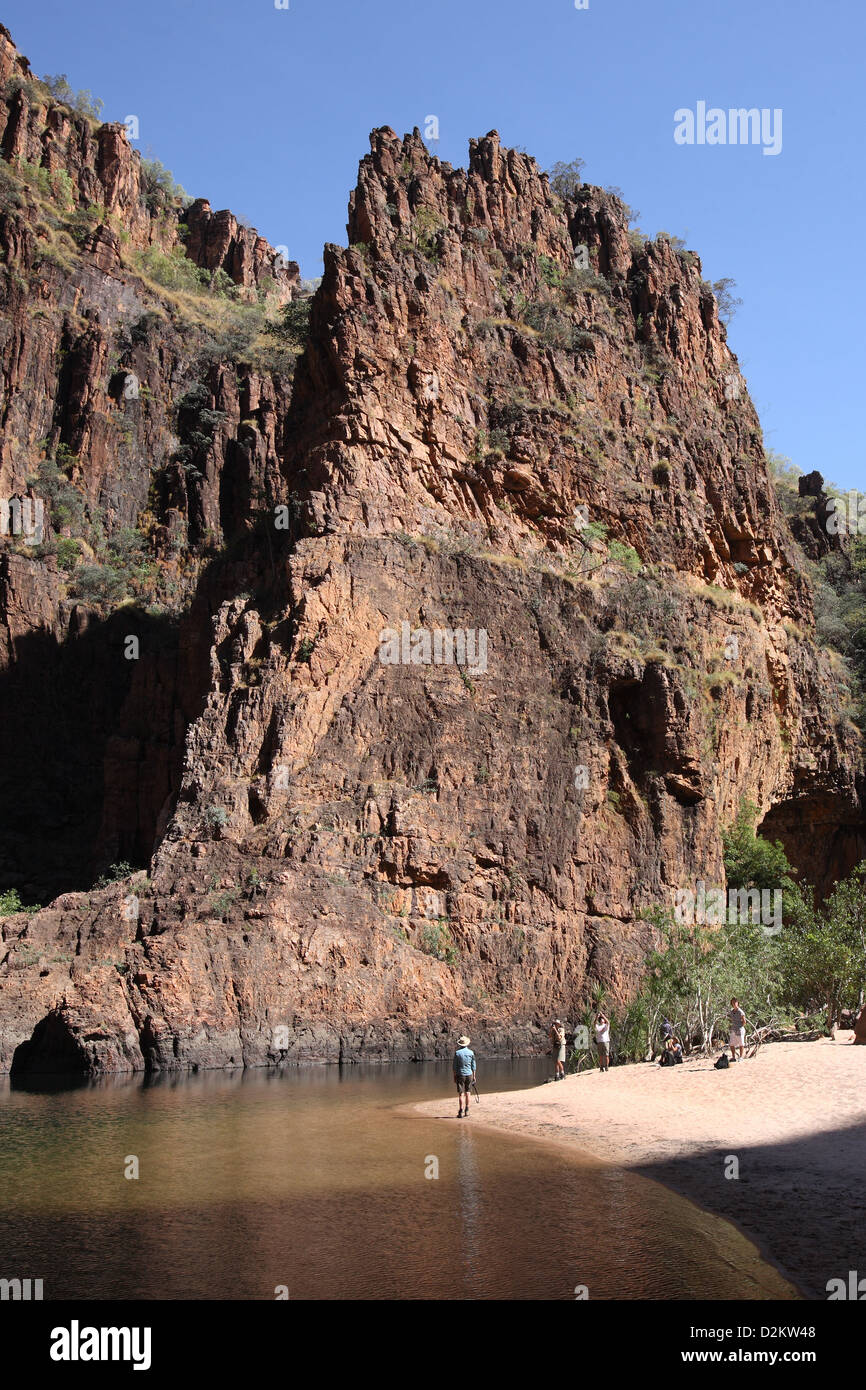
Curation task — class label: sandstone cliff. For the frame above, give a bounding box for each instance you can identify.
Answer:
[0,27,862,1074]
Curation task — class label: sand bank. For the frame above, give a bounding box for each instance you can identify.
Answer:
[413,1033,866,1298]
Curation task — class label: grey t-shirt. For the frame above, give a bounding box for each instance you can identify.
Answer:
[729,1007,745,1029]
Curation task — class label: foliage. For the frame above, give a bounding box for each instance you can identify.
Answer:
[14,160,74,210]
[710,276,742,324]
[561,267,612,302]
[603,186,640,224]
[722,799,795,891]
[413,207,443,262]
[264,298,312,349]
[140,158,190,211]
[520,299,575,350]
[195,303,269,368]
[41,73,103,121]
[654,230,687,252]
[68,564,128,606]
[813,540,866,729]
[634,908,785,1055]
[0,887,39,915]
[94,861,136,888]
[171,382,225,485]
[417,918,458,965]
[778,864,866,1026]
[27,450,156,610]
[0,159,24,211]
[537,254,562,287]
[136,244,208,293]
[54,537,81,572]
[607,539,642,573]
[766,450,865,728]
[547,158,585,199]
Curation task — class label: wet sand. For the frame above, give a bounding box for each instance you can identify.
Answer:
[413,1033,866,1298]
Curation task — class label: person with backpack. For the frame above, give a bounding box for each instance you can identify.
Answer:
[549,1019,566,1080]
[729,997,748,1061]
[453,1034,476,1117]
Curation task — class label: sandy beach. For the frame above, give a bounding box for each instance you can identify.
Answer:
[413,1034,866,1299]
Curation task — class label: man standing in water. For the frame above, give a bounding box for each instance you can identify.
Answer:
[549,1018,566,1081]
[453,1034,476,1117]
[729,997,748,1061]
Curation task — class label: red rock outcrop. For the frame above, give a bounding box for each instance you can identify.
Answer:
[0,27,862,1073]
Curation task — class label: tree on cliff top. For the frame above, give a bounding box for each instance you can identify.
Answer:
[547,158,585,199]
[41,73,103,122]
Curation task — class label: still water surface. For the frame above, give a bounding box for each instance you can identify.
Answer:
[0,1059,794,1299]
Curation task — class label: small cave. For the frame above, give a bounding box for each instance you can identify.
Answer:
[608,677,649,773]
[607,668,670,790]
[760,791,866,901]
[10,1009,90,1079]
[607,666,705,808]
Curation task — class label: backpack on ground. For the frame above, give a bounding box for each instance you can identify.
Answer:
[714,1054,729,1069]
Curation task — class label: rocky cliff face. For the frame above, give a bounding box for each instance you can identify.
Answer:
[0,24,300,897]
[0,27,862,1074]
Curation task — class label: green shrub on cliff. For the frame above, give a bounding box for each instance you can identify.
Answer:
[68,564,128,606]
[417,918,458,965]
[722,799,794,891]
[28,456,87,535]
[41,73,103,122]
[607,540,642,573]
[0,888,39,915]
[537,254,563,288]
[264,298,312,350]
[814,538,866,730]
[136,244,208,293]
[0,159,24,210]
[140,158,190,211]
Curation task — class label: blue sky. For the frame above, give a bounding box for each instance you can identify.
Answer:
[4,0,862,489]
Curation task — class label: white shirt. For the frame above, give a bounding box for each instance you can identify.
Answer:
[595,1021,610,1044]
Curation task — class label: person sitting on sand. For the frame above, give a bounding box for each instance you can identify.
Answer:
[594,1013,610,1072]
[728,997,747,1061]
[453,1034,476,1118]
[549,1019,566,1081]
[661,1035,684,1065]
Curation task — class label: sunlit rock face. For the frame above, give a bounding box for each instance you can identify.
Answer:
[0,25,861,1073]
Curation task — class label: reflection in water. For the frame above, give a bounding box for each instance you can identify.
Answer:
[457,1129,481,1291]
[0,1060,796,1300]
